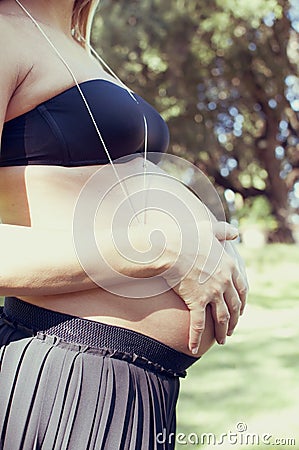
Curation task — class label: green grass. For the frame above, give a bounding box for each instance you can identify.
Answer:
[176,244,299,449]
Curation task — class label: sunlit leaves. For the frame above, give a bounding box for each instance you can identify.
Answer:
[92,0,298,241]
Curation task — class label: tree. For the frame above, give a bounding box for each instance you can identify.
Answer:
[92,0,299,242]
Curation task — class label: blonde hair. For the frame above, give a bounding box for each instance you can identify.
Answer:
[72,0,99,47]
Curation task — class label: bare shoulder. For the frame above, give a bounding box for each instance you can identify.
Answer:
[0,14,22,77]
[0,11,19,33]
[0,14,24,127]
[0,13,24,53]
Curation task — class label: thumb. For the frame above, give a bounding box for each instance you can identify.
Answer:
[212,221,239,241]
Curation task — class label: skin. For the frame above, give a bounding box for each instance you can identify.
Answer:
[0,0,247,357]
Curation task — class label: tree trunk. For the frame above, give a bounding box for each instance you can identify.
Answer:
[258,119,295,243]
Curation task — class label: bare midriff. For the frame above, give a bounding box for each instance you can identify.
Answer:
[0,163,215,357]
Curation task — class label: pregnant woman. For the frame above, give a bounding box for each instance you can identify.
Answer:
[0,0,247,449]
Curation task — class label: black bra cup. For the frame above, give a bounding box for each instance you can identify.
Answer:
[0,79,169,167]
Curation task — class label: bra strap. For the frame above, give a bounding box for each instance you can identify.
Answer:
[14,0,150,224]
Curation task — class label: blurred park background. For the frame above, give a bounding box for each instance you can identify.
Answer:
[1,1,298,449]
[90,0,299,448]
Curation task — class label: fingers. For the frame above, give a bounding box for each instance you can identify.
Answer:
[223,284,242,336]
[226,241,249,296]
[210,298,230,344]
[188,305,207,354]
[208,268,242,342]
[176,230,248,352]
[187,267,246,350]
[231,267,248,315]
[212,221,239,242]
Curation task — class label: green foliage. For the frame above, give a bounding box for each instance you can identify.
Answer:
[92,1,299,241]
[218,0,283,21]
[178,243,299,448]
[237,196,278,230]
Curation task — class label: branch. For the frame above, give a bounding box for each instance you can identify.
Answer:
[200,164,269,199]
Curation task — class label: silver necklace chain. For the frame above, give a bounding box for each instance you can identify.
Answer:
[14,0,149,223]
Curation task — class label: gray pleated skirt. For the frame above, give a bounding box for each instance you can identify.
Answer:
[0,297,198,450]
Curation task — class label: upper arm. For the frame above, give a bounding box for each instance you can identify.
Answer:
[0,17,20,136]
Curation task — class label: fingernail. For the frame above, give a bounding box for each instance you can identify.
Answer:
[191,346,199,355]
[227,330,233,336]
[219,338,226,345]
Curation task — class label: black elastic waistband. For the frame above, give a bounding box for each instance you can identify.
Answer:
[2,297,198,377]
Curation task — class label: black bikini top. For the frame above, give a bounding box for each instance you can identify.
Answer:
[0,79,169,167]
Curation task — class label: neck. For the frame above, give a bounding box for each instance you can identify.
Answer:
[12,0,75,36]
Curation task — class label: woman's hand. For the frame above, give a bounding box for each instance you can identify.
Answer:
[96,157,248,353]
[71,156,248,353]
[162,220,248,354]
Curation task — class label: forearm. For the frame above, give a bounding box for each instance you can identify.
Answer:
[0,167,244,298]
[0,224,168,296]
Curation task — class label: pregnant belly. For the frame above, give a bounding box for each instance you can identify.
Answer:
[20,277,215,357]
